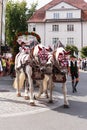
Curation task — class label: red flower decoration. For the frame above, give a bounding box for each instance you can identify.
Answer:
[25,32,29,35]
[14,31,41,44]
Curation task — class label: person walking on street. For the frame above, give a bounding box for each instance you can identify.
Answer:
[1,57,6,76]
[0,57,3,76]
[68,55,79,93]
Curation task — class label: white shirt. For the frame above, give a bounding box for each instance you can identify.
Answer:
[0,60,3,72]
[68,60,79,67]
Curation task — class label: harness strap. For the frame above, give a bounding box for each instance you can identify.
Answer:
[53,51,60,71]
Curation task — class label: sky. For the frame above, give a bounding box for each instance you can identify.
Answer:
[84,0,87,2]
[13,0,52,9]
[13,0,87,9]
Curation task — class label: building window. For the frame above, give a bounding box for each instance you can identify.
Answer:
[61,6,64,8]
[67,24,74,31]
[33,25,36,32]
[52,38,59,44]
[67,13,73,18]
[28,25,32,31]
[52,38,59,49]
[29,24,36,32]
[33,27,36,31]
[52,25,59,31]
[53,13,59,19]
[67,37,74,45]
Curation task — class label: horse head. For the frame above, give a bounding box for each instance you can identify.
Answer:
[54,47,70,72]
[38,46,51,65]
[33,44,53,74]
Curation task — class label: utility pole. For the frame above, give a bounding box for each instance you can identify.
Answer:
[0,0,7,54]
[0,0,3,54]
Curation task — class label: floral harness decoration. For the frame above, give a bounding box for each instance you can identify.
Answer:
[38,47,49,65]
[14,31,41,44]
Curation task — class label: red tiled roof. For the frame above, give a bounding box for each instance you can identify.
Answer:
[27,0,87,23]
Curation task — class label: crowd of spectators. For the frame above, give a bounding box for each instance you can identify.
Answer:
[79,58,87,71]
[0,55,15,78]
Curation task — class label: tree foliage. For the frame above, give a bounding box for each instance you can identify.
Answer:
[65,44,79,56]
[6,0,28,46]
[5,0,37,56]
[26,2,38,19]
[80,46,87,58]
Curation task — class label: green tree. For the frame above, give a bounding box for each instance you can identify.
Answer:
[26,2,38,19]
[65,44,79,57]
[6,0,28,46]
[80,46,87,58]
[5,0,37,56]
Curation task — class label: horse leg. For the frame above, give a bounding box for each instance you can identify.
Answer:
[44,90,49,98]
[26,65,35,106]
[43,75,53,103]
[24,79,30,100]
[48,75,53,103]
[16,70,21,97]
[62,82,69,108]
[34,80,43,100]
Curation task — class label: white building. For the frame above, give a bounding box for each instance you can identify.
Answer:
[27,0,87,50]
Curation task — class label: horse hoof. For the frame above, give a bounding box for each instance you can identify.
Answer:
[34,95,36,100]
[49,100,53,103]
[46,95,49,98]
[17,93,21,97]
[30,102,35,106]
[24,96,30,100]
[64,104,70,108]
[34,95,39,100]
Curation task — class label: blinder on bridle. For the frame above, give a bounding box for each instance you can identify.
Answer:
[37,46,49,65]
[58,52,68,71]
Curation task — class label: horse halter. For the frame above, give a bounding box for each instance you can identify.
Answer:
[58,52,68,69]
[38,47,49,65]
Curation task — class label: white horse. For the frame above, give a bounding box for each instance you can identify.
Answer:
[35,47,70,108]
[13,49,35,105]
[13,43,53,104]
[52,47,70,108]
[32,44,54,103]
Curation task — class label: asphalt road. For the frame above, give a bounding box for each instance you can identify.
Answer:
[0,71,87,130]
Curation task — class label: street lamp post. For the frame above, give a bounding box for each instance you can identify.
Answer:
[0,0,3,54]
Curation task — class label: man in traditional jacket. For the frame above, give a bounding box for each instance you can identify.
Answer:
[68,54,79,93]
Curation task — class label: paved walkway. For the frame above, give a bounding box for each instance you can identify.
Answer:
[0,76,64,118]
[79,69,87,73]
[0,69,86,118]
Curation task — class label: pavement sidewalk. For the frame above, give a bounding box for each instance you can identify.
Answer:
[0,69,86,118]
[0,76,63,118]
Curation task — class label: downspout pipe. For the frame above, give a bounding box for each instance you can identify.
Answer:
[81,19,83,48]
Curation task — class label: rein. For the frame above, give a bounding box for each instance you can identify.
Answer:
[53,51,61,71]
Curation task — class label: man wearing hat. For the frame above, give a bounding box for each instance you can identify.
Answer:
[68,52,79,93]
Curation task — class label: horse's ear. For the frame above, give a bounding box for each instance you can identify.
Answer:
[64,50,71,55]
[67,50,71,55]
[46,48,49,51]
[38,46,42,51]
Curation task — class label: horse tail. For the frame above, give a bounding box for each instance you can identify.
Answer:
[13,72,25,90]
